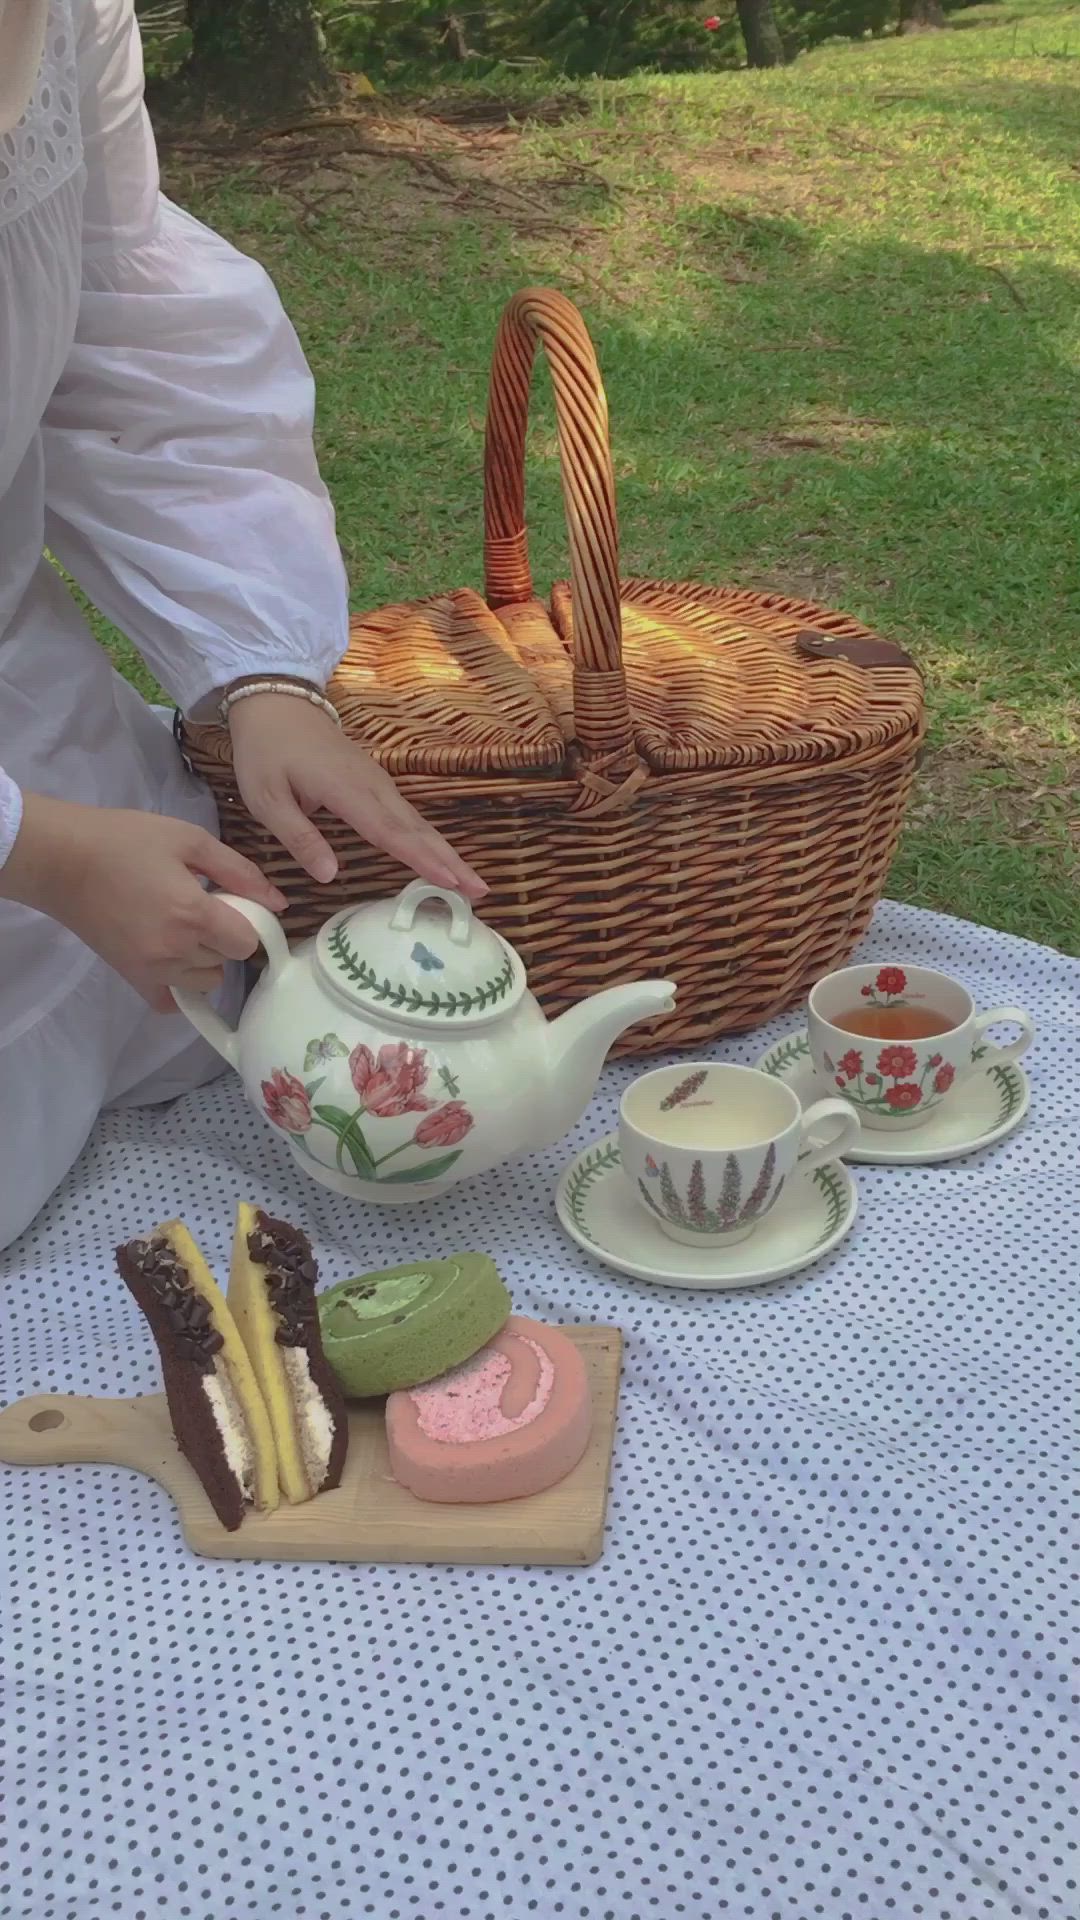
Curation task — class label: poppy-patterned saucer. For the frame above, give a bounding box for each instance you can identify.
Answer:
[555,1137,857,1291]
[757,1029,1030,1166]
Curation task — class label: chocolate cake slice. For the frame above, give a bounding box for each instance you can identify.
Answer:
[227,1203,348,1503]
[117,1221,280,1531]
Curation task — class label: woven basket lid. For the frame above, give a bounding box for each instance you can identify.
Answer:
[330,582,921,780]
[316,882,526,1032]
[196,289,921,795]
[547,580,922,775]
[330,589,568,777]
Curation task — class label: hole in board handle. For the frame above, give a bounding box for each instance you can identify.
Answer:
[29,1409,65,1432]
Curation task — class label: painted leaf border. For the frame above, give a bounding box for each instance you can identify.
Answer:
[327,920,515,1020]
[564,1141,621,1244]
[989,1061,1024,1127]
[762,1032,812,1079]
[811,1164,849,1245]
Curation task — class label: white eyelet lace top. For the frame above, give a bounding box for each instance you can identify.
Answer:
[0,0,348,846]
[0,1,79,211]
[0,0,348,1036]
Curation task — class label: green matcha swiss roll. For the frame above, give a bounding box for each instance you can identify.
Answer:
[318,1254,511,1398]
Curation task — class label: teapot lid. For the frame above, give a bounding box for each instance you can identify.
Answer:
[315,882,526,1032]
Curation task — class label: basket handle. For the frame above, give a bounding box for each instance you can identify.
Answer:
[483,288,634,768]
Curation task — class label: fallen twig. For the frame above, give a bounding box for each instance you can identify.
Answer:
[984,263,1028,310]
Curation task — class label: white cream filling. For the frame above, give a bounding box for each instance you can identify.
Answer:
[282,1346,336,1491]
[203,1370,255,1501]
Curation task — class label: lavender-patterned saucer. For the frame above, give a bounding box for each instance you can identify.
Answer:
[555,1136,857,1291]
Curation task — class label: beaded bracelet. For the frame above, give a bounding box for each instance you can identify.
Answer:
[218,678,342,729]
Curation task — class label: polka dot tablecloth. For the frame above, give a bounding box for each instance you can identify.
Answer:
[2,904,1077,1920]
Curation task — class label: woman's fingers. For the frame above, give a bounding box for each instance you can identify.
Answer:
[199,896,264,963]
[249,787,338,886]
[188,827,287,912]
[188,942,235,968]
[327,772,487,901]
[169,965,226,998]
[163,966,226,1014]
[232,705,489,900]
[141,965,224,1014]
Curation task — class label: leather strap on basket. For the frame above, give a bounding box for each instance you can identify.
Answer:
[483,288,636,774]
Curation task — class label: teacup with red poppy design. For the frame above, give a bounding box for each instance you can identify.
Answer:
[807,963,1035,1132]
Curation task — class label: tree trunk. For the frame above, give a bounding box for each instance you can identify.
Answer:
[735,0,785,68]
[442,13,471,61]
[185,0,336,120]
[899,0,945,28]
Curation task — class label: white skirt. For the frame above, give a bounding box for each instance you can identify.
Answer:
[0,561,240,1250]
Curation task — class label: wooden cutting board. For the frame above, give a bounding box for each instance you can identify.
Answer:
[0,1326,622,1567]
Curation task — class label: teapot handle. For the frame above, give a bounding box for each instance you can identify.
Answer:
[389,880,474,948]
[170,894,290,1068]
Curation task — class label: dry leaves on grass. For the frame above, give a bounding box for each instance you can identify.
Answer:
[910,740,1080,850]
[157,96,612,248]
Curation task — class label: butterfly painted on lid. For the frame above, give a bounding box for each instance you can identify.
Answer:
[411,942,445,973]
[303,1034,349,1072]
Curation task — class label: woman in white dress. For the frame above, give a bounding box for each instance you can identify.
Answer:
[0,0,484,1249]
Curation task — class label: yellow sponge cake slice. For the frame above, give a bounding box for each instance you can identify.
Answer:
[228,1203,348,1503]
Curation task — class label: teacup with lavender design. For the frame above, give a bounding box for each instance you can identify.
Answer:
[619,1062,861,1248]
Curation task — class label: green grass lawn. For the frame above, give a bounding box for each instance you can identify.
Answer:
[116,0,1080,952]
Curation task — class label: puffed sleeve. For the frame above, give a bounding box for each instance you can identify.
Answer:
[40,0,349,718]
[0,769,23,868]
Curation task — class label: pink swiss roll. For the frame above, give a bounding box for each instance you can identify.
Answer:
[385,1315,591,1503]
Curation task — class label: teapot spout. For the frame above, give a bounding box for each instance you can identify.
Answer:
[543,981,677,1138]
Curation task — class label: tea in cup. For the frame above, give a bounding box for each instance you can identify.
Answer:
[619,1061,861,1248]
[807,962,1035,1132]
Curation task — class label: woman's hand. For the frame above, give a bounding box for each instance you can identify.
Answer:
[227,693,487,901]
[1,795,286,1011]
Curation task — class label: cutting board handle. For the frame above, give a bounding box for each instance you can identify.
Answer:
[0,1328,622,1564]
[0,1394,154,1469]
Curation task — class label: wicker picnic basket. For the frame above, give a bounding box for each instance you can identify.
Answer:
[183,287,924,1054]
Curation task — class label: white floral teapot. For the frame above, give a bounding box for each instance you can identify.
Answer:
[173,881,676,1204]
